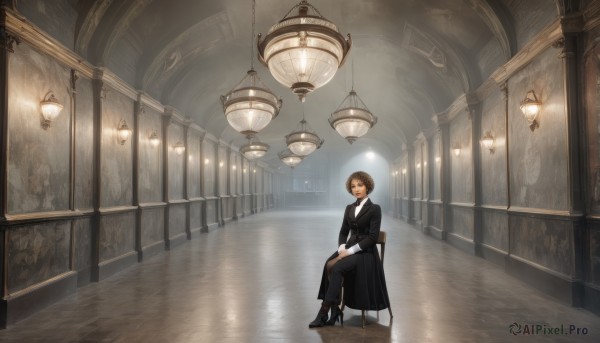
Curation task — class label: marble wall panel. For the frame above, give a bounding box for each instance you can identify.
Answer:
[451,206,474,239]
[168,203,187,238]
[7,43,71,214]
[243,159,250,194]
[75,76,94,210]
[590,227,600,284]
[584,39,600,214]
[101,88,134,208]
[204,140,216,197]
[508,47,568,211]
[481,210,509,251]
[430,203,442,229]
[480,90,508,206]
[190,202,203,230]
[510,215,573,276]
[187,130,202,198]
[141,208,164,248]
[74,218,92,272]
[168,124,185,200]
[432,134,442,201]
[218,145,228,194]
[7,221,70,293]
[450,111,473,203]
[99,212,135,262]
[414,143,423,199]
[206,199,218,226]
[138,107,163,203]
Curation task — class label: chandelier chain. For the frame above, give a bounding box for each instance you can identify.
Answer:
[251,0,255,69]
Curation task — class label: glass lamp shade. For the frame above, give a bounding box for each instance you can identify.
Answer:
[519,90,541,131]
[149,131,160,147]
[174,142,186,155]
[278,149,304,168]
[329,90,377,144]
[240,140,269,160]
[257,1,351,102]
[286,119,323,156]
[221,69,282,137]
[480,131,495,152]
[40,92,63,129]
[117,120,132,145]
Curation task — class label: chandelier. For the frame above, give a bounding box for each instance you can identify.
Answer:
[278,148,304,168]
[257,0,351,102]
[221,0,282,136]
[286,106,323,156]
[329,90,377,144]
[240,136,269,160]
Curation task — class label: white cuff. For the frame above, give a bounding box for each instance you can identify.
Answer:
[338,244,346,254]
[347,244,361,255]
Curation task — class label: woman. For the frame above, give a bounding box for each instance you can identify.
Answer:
[309,171,390,328]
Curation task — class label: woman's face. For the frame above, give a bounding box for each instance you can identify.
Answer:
[350,179,367,199]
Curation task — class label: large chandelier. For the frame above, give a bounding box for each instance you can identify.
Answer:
[257,0,351,102]
[278,148,304,168]
[329,89,377,144]
[286,109,324,156]
[221,0,282,136]
[240,136,269,160]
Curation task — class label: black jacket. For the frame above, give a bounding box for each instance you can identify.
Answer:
[318,199,391,310]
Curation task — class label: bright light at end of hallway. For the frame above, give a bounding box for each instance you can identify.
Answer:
[366,151,375,159]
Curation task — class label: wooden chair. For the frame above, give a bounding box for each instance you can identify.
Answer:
[341,230,393,328]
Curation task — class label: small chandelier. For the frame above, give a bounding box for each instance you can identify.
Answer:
[519,90,541,131]
[329,90,377,144]
[240,136,269,160]
[257,0,351,102]
[221,0,282,137]
[278,148,304,168]
[149,130,160,147]
[40,91,63,130]
[286,108,323,156]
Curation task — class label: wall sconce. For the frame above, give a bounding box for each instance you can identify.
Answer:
[243,168,247,173]
[435,156,441,163]
[520,90,541,131]
[232,165,237,170]
[219,161,224,168]
[205,158,210,165]
[480,131,495,153]
[173,141,185,155]
[149,130,160,147]
[452,143,461,156]
[416,162,421,169]
[253,169,257,173]
[117,119,132,145]
[402,168,407,175]
[40,91,63,130]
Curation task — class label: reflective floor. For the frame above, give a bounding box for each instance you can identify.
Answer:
[0,209,599,342]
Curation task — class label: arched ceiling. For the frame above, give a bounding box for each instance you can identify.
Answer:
[18,0,568,167]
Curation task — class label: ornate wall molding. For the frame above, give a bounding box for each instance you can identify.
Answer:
[4,8,95,78]
[490,19,562,85]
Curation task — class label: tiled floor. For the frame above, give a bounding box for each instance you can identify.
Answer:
[0,209,598,342]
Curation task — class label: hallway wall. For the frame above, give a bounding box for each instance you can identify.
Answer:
[390,4,600,317]
[0,9,277,327]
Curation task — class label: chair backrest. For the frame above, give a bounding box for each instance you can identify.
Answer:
[378,230,387,264]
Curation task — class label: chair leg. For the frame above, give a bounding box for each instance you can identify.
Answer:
[388,306,393,318]
[361,310,366,328]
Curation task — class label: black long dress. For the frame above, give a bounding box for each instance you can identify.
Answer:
[317,199,391,311]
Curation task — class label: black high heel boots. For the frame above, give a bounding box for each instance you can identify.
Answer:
[308,301,331,328]
[327,305,344,326]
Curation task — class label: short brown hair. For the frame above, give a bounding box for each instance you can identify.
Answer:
[345,171,375,195]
